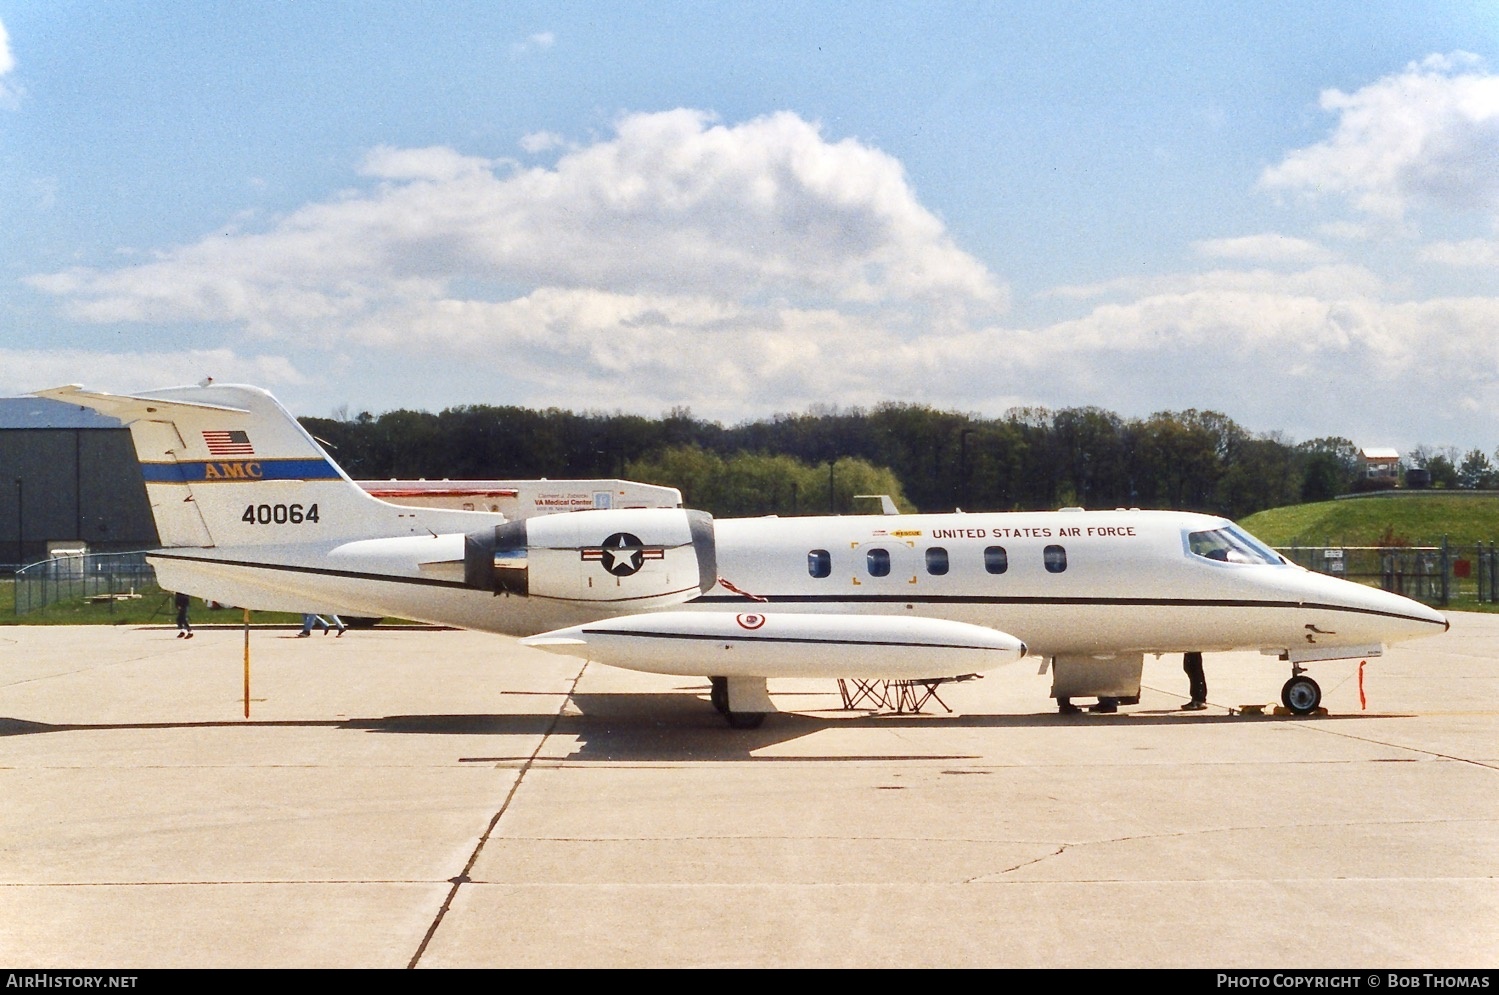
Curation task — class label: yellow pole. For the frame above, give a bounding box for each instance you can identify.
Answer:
[243,607,251,718]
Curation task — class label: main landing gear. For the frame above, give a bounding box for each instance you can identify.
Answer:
[1280,665,1322,716]
[709,676,766,730]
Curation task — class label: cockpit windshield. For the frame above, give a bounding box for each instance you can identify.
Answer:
[1186,525,1285,566]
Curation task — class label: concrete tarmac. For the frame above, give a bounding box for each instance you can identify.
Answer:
[2,613,1496,968]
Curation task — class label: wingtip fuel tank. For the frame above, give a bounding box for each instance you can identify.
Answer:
[520,611,1028,680]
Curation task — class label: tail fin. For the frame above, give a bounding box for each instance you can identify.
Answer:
[33,383,414,548]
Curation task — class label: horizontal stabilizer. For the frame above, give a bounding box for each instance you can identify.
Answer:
[34,384,250,420]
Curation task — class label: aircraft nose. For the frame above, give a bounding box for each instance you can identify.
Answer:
[1315,573,1449,641]
[1383,586,1448,632]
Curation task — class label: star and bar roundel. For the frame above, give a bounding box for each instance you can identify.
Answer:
[580,532,667,577]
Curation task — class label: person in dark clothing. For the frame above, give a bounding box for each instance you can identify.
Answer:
[174,592,193,639]
[1182,651,1207,709]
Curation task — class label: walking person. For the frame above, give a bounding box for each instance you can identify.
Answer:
[174,592,193,639]
[298,613,330,637]
[1182,651,1207,710]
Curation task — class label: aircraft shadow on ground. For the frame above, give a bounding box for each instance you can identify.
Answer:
[0,689,1415,761]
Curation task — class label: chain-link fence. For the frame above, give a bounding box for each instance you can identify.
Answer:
[1276,540,1499,607]
[12,551,160,615]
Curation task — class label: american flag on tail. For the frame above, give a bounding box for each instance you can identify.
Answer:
[203,430,254,456]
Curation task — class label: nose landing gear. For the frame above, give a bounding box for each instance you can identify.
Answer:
[1281,665,1322,715]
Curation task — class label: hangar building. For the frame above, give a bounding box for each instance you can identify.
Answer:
[0,397,159,568]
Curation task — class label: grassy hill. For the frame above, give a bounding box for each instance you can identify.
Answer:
[1240,494,1499,547]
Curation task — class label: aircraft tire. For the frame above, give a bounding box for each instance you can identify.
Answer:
[1281,675,1322,715]
[726,710,765,730]
[709,676,729,715]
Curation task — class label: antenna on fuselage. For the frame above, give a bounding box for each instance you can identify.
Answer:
[853,494,899,515]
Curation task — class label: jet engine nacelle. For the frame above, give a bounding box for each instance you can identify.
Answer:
[464,507,717,608]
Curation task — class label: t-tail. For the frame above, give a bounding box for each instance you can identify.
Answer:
[34,382,430,548]
[31,383,719,631]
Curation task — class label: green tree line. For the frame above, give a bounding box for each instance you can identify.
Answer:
[298,401,1439,520]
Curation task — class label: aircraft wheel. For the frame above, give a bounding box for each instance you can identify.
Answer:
[726,710,765,730]
[709,676,729,715]
[1281,675,1322,715]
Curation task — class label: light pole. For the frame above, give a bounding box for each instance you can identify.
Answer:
[14,477,22,567]
[959,429,976,511]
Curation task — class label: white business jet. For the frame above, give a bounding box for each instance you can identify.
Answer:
[37,382,1448,728]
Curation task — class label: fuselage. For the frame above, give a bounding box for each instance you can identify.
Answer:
[690,508,1447,660]
[148,506,1446,664]
[39,381,1450,716]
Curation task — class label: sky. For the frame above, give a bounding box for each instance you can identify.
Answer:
[2,2,1499,457]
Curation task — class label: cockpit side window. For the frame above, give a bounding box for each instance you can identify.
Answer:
[1187,526,1284,566]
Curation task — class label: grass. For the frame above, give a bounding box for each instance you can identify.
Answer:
[1240,493,1499,613]
[1240,494,1499,547]
[0,579,335,627]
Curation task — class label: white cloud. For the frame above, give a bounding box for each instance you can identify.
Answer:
[0,348,308,397]
[359,145,498,182]
[1261,52,1499,222]
[277,257,1499,442]
[0,17,19,106]
[28,109,1007,338]
[512,31,555,56]
[940,275,1499,448]
[519,130,567,155]
[1420,238,1499,268]
[20,99,1499,450]
[0,18,13,75]
[1193,233,1334,264]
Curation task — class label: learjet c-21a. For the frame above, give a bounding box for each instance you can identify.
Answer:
[37,382,1449,728]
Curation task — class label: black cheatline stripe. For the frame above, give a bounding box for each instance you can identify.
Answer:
[693,593,1444,627]
[144,552,1444,626]
[150,551,467,589]
[577,628,1007,651]
[145,552,700,603]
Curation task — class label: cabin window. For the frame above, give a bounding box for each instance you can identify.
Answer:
[866,547,891,577]
[925,547,949,575]
[808,549,831,578]
[1187,526,1283,566]
[984,545,1008,574]
[1044,544,1068,573]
